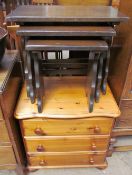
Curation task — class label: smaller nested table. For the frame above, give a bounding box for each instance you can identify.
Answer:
[25,39,109,113]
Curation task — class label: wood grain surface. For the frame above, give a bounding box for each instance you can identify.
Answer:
[6,5,129,23]
[24,135,109,152]
[0,146,16,165]
[17,26,116,37]
[15,77,120,119]
[55,0,111,6]
[0,120,10,143]
[27,152,106,166]
[26,40,108,51]
[20,117,114,136]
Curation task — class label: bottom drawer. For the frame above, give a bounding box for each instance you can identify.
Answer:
[28,152,106,167]
[0,146,16,165]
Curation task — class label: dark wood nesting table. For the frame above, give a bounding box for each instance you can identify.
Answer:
[6,5,129,113]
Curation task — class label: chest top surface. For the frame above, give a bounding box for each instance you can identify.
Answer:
[0,50,18,94]
[15,77,120,119]
[6,5,129,23]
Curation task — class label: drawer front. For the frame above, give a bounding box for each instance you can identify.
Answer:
[28,152,106,167]
[116,100,132,128]
[0,121,10,143]
[0,108,3,120]
[21,117,114,136]
[24,136,109,152]
[0,146,16,165]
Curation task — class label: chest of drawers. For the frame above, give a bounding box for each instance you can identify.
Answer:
[15,77,120,170]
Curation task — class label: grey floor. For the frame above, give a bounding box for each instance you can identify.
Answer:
[0,152,132,175]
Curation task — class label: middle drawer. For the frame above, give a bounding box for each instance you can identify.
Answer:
[24,135,109,152]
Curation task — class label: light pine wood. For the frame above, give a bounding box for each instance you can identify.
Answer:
[15,77,120,119]
[20,117,114,136]
[112,0,120,8]
[0,165,16,170]
[56,0,120,6]
[28,163,108,170]
[0,120,10,143]
[113,136,132,152]
[32,0,54,4]
[24,135,109,152]
[14,76,120,169]
[0,146,16,165]
[56,0,110,5]
[114,145,132,152]
[6,25,23,61]
[27,152,106,167]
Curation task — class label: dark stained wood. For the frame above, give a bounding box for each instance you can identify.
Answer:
[101,49,110,94]
[115,100,132,128]
[89,52,98,112]
[6,5,129,23]
[109,0,132,143]
[0,51,18,93]
[109,0,132,137]
[0,10,4,27]
[25,39,108,112]
[95,52,104,102]
[0,50,25,174]
[17,26,116,37]
[41,58,91,76]
[34,52,43,113]
[26,40,108,51]
[112,128,132,137]
[26,51,35,103]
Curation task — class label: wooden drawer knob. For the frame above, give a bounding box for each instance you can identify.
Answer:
[37,145,45,152]
[34,128,44,136]
[94,126,101,133]
[89,157,94,165]
[91,143,97,151]
[39,160,47,166]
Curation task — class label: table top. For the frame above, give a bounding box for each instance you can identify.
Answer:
[15,77,120,119]
[0,50,18,94]
[6,5,129,23]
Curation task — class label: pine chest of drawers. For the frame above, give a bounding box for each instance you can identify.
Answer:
[15,77,120,170]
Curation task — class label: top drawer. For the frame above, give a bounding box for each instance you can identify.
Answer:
[21,117,114,136]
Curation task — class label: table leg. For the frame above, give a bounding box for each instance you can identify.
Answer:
[102,49,110,94]
[27,51,35,103]
[24,52,30,98]
[95,52,105,102]
[34,52,43,113]
[89,52,98,113]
